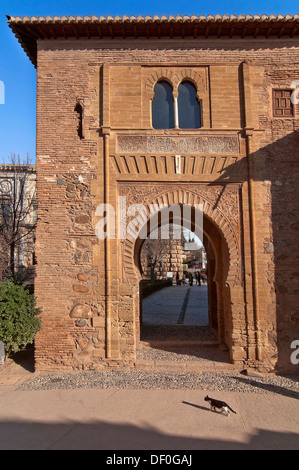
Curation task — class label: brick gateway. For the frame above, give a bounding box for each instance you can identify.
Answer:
[7,14,299,372]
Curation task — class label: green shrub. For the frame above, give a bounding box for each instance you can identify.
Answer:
[0,278,42,355]
[141,279,172,298]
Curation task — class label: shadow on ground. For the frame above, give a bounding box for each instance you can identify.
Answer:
[6,345,35,373]
[0,418,298,450]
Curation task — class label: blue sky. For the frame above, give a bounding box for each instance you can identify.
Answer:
[0,0,298,163]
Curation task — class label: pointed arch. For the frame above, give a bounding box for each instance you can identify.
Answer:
[120,186,241,287]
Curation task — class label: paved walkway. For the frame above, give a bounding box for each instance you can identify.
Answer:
[0,347,298,450]
[140,283,228,370]
[0,283,298,450]
[0,375,298,450]
[142,284,208,326]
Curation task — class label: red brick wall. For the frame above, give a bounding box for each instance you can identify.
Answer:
[34,37,299,372]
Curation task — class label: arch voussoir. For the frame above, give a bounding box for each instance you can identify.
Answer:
[121,185,241,287]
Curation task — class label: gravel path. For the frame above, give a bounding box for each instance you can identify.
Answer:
[8,334,299,397]
[18,369,299,396]
[136,345,230,363]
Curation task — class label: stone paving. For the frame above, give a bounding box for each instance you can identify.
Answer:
[139,283,229,371]
[142,283,209,326]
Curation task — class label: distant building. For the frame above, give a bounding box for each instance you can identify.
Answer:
[0,164,36,284]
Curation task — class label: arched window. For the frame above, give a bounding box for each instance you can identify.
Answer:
[152,81,175,130]
[178,81,201,129]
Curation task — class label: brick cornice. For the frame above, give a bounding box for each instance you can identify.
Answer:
[7,13,299,67]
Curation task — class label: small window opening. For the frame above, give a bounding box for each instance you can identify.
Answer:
[75,101,84,139]
[2,203,11,221]
[273,90,294,118]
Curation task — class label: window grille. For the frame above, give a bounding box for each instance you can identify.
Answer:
[273,90,294,117]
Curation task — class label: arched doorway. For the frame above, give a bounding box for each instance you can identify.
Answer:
[119,183,243,365]
[134,211,230,349]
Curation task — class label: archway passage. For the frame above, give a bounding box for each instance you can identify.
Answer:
[139,227,211,330]
[134,210,232,367]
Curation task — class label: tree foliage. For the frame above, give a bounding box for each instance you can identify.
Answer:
[0,278,41,354]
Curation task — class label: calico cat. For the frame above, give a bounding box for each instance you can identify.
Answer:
[204,396,236,415]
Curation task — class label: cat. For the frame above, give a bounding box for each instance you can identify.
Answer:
[204,396,236,416]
